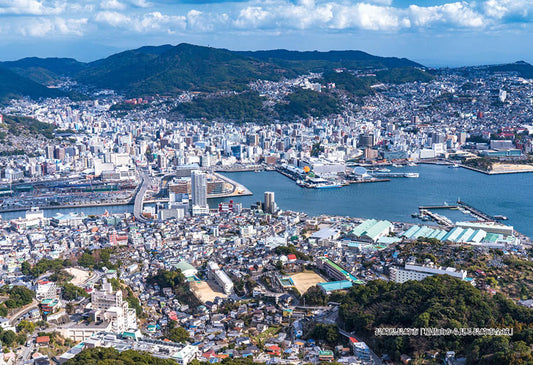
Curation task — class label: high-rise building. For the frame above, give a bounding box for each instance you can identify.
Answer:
[54,147,66,162]
[157,154,167,170]
[264,191,276,214]
[358,134,374,147]
[46,145,55,160]
[191,170,208,215]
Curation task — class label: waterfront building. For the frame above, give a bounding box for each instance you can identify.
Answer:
[264,191,277,214]
[191,170,208,215]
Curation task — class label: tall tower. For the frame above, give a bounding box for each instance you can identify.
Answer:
[264,191,276,214]
[191,170,208,208]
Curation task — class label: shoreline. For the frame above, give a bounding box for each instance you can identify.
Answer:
[459,164,533,175]
[212,171,253,197]
[0,201,132,214]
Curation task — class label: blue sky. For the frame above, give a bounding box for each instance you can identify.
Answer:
[0,0,531,66]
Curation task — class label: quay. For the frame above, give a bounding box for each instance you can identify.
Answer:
[276,165,391,187]
[457,199,497,222]
[370,172,419,178]
[211,172,253,197]
[0,201,131,214]
[417,199,499,226]
[419,209,454,227]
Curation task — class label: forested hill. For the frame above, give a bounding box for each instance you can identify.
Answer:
[339,275,533,364]
[236,48,422,73]
[1,43,427,98]
[0,66,67,103]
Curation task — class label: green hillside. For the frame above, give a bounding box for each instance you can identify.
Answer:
[487,61,533,79]
[0,66,66,103]
[339,275,533,363]
[0,57,87,84]
[237,49,422,73]
[173,92,271,123]
[78,43,296,96]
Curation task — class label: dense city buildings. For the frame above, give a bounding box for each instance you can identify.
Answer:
[0,45,532,365]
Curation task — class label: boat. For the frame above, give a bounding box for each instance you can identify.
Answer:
[405,173,419,178]
[494,215,508,221]
[449,163,460,168]
[408,162,418,167]
[378,168,391,172]
[314,182,342,189]
[392,163,401,168]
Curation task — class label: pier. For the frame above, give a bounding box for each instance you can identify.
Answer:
[418,200,497,224]
[370,172,419,178]
[457,200,496,222]
[419,209,454,227]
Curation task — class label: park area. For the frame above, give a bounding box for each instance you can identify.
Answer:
[65,267,90,286]
[490,163,533,173]
[291,271,326,294]
[190,280,227,303]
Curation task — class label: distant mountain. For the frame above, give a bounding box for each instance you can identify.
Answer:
[486,61,533,79]
[77,43,297,96]
[0,66,67,103]
[0,43,431,101]
[0,57,87,84]
[237,49,423,73]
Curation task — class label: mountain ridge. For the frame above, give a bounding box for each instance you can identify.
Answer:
[0,43,530,101]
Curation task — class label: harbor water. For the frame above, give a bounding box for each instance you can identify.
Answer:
[213,165,533,238]
[1,165,532,238]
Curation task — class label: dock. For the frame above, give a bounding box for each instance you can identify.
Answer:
[419,209,454,227]
[346,178,390,184]
[370,172,419,178]
[418,199,497,225]
[457,200,496,222]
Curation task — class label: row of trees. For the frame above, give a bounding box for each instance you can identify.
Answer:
[65,347,268,365]
[0,285,34,314]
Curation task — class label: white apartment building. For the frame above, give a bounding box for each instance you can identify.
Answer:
[90,279,137,334]
[390,263,467,284]
[207,261,234,295]
[35,281,58,301]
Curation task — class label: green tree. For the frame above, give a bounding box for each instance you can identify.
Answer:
[1,330,16,347]
[21,261,31,276]
[62,283,89,301]
[166,322,190,343]
[301,285,328,306]
[16,320,36,334]
[78,252,96,269]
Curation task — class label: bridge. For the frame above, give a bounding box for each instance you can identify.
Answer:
[133,170,150,223]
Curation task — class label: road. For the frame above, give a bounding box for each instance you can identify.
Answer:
[19,335,35,364]
[133,169,150,223]
[9,300,38,326]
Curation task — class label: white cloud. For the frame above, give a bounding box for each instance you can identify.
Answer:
[100,0,126,10]
[0,0,65,15]
[18,17,87,36]
[483,0,532,20]
[187,9,214,31]
[234,6,272,29]
[0,0,531,40]
[134,11,186,32]
[129,0,152,8]
[409,2,485,28]
[95,10,131,27]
